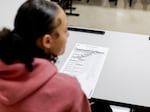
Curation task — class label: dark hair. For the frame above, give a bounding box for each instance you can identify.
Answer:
[0,0,59,71]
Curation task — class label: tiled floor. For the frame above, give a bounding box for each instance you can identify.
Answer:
[67,0,150,35]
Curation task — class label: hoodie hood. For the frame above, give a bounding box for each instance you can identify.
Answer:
[0,58,56,106]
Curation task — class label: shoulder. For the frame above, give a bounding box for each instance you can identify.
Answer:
[44,70,84,100]
[32,58,90,111]
[33,58,84,98]
[53,72,82,94]
[33,58,82,94]
[52,73,91,112]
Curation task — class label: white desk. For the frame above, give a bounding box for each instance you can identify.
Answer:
[56,27,150,108]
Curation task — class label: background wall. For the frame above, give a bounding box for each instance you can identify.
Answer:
[0,0,26,29]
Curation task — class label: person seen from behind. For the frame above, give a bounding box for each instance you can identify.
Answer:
[0,0,91,112]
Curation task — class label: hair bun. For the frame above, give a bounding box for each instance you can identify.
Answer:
[0,28,25,63]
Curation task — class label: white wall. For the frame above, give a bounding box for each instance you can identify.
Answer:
[0,0,26,29]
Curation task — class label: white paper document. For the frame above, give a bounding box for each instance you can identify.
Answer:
[60,43,109,98]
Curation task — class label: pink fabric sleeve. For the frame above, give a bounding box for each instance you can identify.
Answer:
[69,80,91,112]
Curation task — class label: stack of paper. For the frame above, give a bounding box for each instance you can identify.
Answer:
[60,43,109,98]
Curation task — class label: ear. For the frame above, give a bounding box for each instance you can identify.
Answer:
[41,34,52,49]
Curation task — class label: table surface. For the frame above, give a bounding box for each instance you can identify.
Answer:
[56,27,150,107]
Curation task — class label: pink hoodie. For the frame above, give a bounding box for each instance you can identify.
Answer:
[0,58,91,112]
